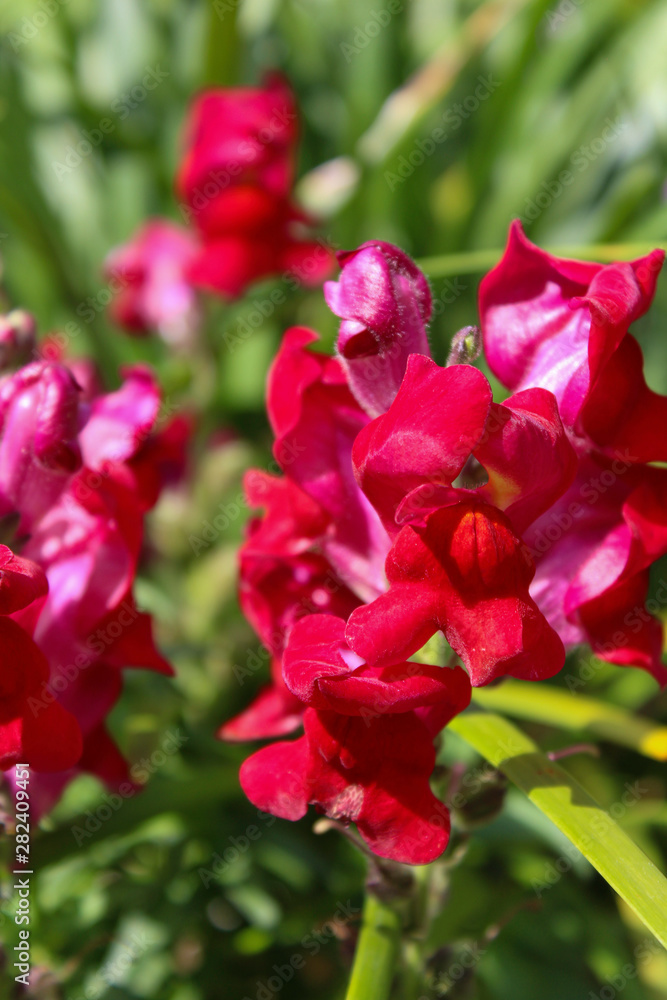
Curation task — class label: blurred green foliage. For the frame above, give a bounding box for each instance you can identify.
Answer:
[1,0,667,997]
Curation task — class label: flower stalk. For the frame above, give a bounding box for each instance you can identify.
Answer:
[345,890,402,1000]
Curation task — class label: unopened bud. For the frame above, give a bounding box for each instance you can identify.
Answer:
[0,310,37,370]
[446,325,482,366]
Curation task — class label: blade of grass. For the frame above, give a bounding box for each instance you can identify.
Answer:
[417,242,667,277]
[203,0,239,87]
[449,710,667,949]
[357,0,533,165]
[471,681,667,761]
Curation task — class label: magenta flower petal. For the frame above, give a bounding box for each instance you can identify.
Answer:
[106,219,200,343]
[479,220,664,441]
[0,362,81,534]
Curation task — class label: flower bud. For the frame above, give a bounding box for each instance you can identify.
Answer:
[446,325,482,367]
[0,310,37,370]
[324,241,432,417]
[0,361,82,533]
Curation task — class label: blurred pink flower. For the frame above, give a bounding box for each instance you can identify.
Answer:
[106,219,200,345]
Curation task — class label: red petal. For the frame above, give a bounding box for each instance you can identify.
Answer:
[283,613,471,716]
[582,334,667,464]
[0,546,48,615]
[219,680,304,742]
[347,503,564,686]
[474,389,577,534]
[240,734,309,820]
[352,356,492,532]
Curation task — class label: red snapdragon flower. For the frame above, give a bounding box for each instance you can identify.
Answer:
[240,614,472,864]
[222,240,581,862]
[224,229,667,863]
[346,357,575,686]
[178,74,333,299]
[479,222,667,683]
[479,221,665,459]
[178,73,296,236]
[0,546,81,772]
[108,75,333,338]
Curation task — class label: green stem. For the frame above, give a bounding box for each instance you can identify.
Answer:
[399,865,431,998]
[416,243,667,277]
[345,891,402,1000]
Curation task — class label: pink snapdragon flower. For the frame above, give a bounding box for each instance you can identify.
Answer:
[0,353,176,814]
[479,222,667,683]
[105,219,200,344]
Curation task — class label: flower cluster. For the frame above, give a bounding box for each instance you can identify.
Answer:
[222,230,667,864]
[0,326,178,815]
[107,75,332,343]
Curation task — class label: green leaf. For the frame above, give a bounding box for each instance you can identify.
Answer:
[449,710,667,950]
[203,0,240,87]
[416,242,667,277]
[471,681,667,761]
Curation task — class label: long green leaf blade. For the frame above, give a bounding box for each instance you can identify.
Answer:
[416,243,667,277]
[449,710,667,949]
[472,681,667,761]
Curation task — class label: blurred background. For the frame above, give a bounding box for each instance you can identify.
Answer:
[1,0,667,997]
